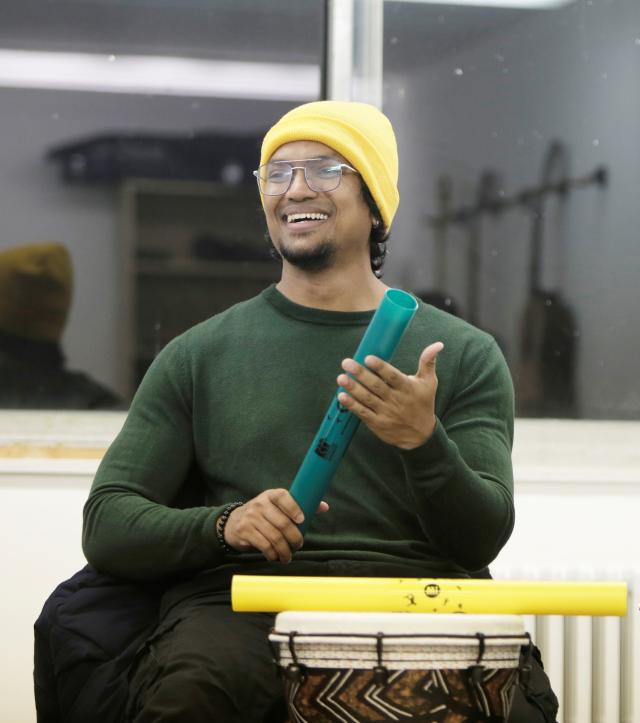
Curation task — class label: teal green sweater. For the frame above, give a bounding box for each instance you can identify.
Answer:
[83,286,515,582]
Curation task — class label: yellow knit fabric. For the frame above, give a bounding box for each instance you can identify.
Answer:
[0,242,73,342]
[260,101,399,229]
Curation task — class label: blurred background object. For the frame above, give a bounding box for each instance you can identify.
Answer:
[0,242,122,409]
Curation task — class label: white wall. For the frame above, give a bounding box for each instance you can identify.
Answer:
[0,412,124,723]
[1,412,639,722]
[384,0,640,419]
[0,89,294,397]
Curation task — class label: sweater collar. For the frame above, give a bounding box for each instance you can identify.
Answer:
[262,284,374,326]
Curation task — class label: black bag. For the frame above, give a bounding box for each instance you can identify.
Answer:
[509,644,559,722]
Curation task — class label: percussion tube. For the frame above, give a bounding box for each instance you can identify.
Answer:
[289,288,418,532]
[231,575,628,617]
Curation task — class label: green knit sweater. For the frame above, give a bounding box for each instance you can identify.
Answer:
[83,285,515,583]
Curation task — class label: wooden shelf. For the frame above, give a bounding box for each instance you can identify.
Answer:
[120,178,277,393]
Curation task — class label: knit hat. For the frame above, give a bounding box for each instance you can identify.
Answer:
[0,242,73,342]
[260,100,399,229]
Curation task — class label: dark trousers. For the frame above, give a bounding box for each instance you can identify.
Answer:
[126,601,286,722]
[127,598,557,723]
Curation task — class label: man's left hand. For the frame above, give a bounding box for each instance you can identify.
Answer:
[336,341,444,450]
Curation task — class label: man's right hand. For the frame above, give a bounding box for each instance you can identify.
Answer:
[220,489,329,563]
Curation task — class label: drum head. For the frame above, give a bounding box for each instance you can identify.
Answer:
[269,612,529,670]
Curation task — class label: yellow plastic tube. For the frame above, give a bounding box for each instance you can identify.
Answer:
[231,576,628,617]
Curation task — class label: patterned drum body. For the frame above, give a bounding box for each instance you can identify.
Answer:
[269,612,530,723]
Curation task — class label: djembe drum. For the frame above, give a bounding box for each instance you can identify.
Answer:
[269,612,531,723]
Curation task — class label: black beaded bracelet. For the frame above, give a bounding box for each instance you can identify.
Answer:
[215,501,244,555]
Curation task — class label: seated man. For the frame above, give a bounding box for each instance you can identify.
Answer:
[83,101,551,722]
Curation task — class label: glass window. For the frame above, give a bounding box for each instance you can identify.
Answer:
[0,0,325,407]
[382,0,640,419]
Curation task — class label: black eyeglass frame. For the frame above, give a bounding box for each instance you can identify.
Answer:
[253,157,359,196]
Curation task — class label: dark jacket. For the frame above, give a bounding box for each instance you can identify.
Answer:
[34,565,164,723]
[34,477,204,722]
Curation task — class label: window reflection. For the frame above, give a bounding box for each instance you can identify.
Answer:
[0,0,323,404]
[1,0,637,420]
[0,242,122,409]
[383,0,639,419]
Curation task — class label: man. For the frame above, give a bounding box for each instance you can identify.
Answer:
[0,242,122,409]
[83,101,552,721]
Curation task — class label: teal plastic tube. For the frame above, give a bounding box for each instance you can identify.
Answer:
[289,289,419,532]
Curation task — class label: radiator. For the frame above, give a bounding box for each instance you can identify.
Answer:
[496,568,639,723]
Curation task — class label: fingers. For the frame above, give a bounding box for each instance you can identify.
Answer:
[360,356,403,388]
[337,373,383,412]
[270,487,305,525]
[342,355,404,390]
[416,342,444,378]
[264,501,304,549]
[336,344,442,449]
[345,342,444,390]
[356,343,444,385]
[336,388,377,423]
[224,489,305,564]
[251,526,294,564]
[337,357,398,411]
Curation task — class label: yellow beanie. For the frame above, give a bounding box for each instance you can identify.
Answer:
[0,242,73,342]
[260,100,399,229]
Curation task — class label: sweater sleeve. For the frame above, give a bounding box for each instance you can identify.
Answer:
[399,338,515,572]
[82,336,225,581]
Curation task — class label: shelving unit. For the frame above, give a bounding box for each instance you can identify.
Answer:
[120,178,279,393]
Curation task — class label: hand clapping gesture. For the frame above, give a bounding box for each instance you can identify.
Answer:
[336,341,444,450]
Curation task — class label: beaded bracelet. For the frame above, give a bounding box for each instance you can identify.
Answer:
[215,501,244,555]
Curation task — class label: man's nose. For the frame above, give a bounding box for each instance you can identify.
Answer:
[286,167,316,197]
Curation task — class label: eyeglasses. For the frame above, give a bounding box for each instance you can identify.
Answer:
[253,157,358,196]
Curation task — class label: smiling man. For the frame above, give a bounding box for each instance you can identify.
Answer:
[262,146,374,276]
[82,101,556,722]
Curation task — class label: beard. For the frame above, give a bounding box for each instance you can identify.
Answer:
[268,235,336,273]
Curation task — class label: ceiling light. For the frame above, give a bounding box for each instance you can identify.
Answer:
[0,49,319,101]
[389,0,572,8]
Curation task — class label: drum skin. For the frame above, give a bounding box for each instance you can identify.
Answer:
[283,666,518,722]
